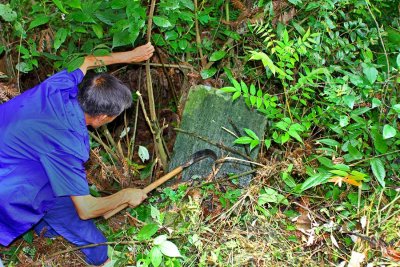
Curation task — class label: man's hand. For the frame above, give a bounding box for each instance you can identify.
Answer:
[125,42,155,63]
[124,188,147,208]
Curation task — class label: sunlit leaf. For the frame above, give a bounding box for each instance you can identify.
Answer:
[343,95,355,109]
[383,124,396,139]
[244,128,259,140]
[159,240,182,257]
[153,16,172,27]
[0,4,17,22]
[138,145,150,162]
[200,67,217,79]
[150,246,163,267]
[92,24,104,39]
[362,63,378,84]
[234,136,253,145]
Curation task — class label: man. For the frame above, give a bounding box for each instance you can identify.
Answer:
[0,42,155,266]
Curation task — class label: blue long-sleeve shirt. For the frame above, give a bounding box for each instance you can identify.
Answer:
[0,69,90,246]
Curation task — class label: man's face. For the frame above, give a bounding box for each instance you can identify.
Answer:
[91,115,117,128]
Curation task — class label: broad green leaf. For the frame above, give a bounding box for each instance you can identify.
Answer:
[383,124,396,139]
[317,157,334,168]
[258,188,288,205]
[220,87,237,93]
[250,51,276,75]
[150,246,163,267]
[333,164,350,171]
[350,170,367,180]
[240,80,249,94]
[288,128,303,143]
[70,11,94,23]
[329,170,348,176]
[137,224,159,241]
[346,145,363,161]
[300,172,332,192]
[231,78,241,92]
[178,39,188,50]
[281,132,290,144]
[317,139,340,147]
[52,0,68,13]
[66,56,84,72]
[250,139,260,151]
[112,31,132,48]
[288,0,302,6]
[28,15,50,30]
[66,0,81,9]
[180,0,195,10]
[370,158,386,187]
[397,53,400,68]
[282,172,297,188]
[250,84,256,95]
[362,63,378,84]
[54,28,68,50]
[371,128,388,153]
[232,91,241,101]
[153,16,172,27]
[165,30,178,41]
[339,115,349,127]
[159,241,182,257]
[343,95,355,109]
[264,139,271,149]
[111,0,127,9]
[138,146,149,162]
[234,136,253,145]
[244,128,259,140]
[290,123,304,132]
[200,68,217,79]
[371,98,382,108]
[250,95,256,106]
[92,24,104,39]
[393,104,400,114]
[209,50,226,61]
[16,62,32,73]
[93,49,110,56]
[0,4,17,22]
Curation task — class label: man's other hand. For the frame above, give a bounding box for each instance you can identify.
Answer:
[126,42,155,63]
[125,188,147,208]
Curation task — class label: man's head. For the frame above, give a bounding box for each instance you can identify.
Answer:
[78,72,132,128]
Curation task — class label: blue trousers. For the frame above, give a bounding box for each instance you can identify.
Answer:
[34,197,108,266]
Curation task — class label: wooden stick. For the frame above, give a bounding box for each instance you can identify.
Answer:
[103,166,183,219]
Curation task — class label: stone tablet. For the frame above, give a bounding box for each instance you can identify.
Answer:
[168,85,267,186]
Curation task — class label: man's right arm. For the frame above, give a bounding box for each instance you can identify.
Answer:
[70,188,147,220]
[79,42,155,75]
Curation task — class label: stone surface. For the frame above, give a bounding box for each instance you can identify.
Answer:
[168,85,267,186]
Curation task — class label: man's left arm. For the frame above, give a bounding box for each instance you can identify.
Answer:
[70,188,147,220]
[79,42,155,75]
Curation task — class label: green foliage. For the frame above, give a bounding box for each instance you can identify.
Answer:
[220,0,400,194]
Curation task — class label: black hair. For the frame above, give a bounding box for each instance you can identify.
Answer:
[78,72,132,117]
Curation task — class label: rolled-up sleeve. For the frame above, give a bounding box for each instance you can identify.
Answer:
[39,150,89,197]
